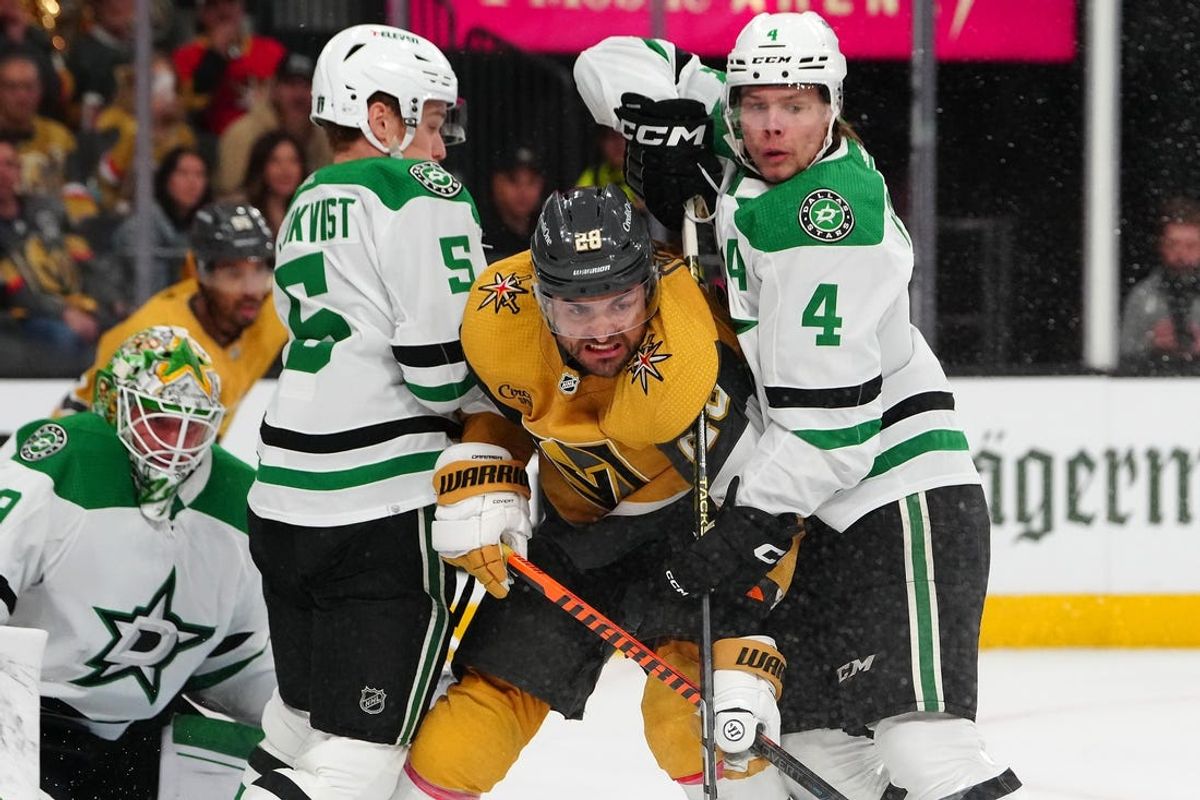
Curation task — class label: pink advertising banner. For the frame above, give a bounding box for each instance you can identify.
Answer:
[432,0,1077,61]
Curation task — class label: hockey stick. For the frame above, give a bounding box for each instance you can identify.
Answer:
[507,552,849,800]
[680,196,719,800]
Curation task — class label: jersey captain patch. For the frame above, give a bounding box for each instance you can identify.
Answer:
[71,569,215,703]
[799,188,855,242]
[476,271,529,314]
[627,333,671,394]
[409,161,462,197]
[19,423,68,462]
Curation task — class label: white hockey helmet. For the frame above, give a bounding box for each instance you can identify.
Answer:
[723,12,848,173]
[311,24,463,156]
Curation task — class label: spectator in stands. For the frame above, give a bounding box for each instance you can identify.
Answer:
[236,130,304,237]
[480,143,545,263]
[0,138,110,376]
[576,125,634,202]
[59,201,286,436]
[214,50,330,198]
[173,0,286,136]
[67,0,135,126]
[0,0,65,121]
[92,52,195,213]
[1120,196,1200,371]
[0,52,79,205]
[109,145,210,304]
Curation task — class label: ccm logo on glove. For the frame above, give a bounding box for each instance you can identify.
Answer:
[620,120,706,148]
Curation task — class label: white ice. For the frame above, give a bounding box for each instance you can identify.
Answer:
[483,649,1200,800]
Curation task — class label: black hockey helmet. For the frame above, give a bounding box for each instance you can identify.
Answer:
[531,185,659,338]
[190,202,274,271]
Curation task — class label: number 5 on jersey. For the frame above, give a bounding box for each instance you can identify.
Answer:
[275,252,352,373]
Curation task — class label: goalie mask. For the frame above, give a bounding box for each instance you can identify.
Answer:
[530,184,659,340]
[311,24,465,156]
[92,326,225,520]
[723,11,847,174]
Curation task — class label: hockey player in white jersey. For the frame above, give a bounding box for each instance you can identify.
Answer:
[0,325,274,799]
[576,12,1022,800]
[240,23,487,800]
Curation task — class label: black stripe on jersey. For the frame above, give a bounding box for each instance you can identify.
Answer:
[391,340,465,368]
[765,375,883,409]
[259,416,461,454]
[881,391,956,430]
[253,770,312,800]
[0,575,14,614]
[208,631,252,658]
[248,745,289,776]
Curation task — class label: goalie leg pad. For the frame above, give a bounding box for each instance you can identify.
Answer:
[406,668,549,795]
[874,712,1019,800]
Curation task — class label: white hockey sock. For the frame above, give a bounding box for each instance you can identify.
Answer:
[873,712,1013,800]
[242,733,408,800]
[780,728,889,800]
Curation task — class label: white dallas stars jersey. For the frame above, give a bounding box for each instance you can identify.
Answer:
[0,414,273,739]
[576,39,980,530]
[249,158,488,526]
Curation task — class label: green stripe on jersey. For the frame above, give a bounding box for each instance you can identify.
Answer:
[642,39,670,61]
[172,714,263,759]
[12,413,137,509]
[256,451,441,491]
[734,140,887,252]
[183,648,266,693]
[866,429,969,479]
[732,317,758,335]
[407,375,476,403]
[794,418,881,450]
[399,505,450,744]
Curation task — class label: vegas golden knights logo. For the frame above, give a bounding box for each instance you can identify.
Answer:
[536,438,648,512]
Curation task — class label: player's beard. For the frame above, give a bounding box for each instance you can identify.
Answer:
[558,328,643,378]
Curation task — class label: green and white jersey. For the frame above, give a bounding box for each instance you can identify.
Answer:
[250,158,488,527]
[0,414,274,740]
[576,39,980,530]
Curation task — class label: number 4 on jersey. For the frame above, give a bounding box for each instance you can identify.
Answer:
[802,283,842,346]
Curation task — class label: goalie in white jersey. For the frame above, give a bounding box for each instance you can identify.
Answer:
[240,24,488,800]
[577,12,1022,800]
[0,325,274,799]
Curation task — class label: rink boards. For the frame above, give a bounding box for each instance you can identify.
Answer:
[2,376,1197,647]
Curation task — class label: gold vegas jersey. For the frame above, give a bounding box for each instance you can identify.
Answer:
[460,250,761,527]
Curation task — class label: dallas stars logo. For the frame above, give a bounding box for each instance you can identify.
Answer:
[799,188,855,242]
[72,570,214,703]
[627,333,671,394]
[477,272,529,314]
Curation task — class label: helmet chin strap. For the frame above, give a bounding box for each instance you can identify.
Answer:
[362,120,417,159]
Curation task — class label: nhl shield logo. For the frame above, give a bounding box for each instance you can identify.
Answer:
[558,368,580,396]
[360,686,387,715]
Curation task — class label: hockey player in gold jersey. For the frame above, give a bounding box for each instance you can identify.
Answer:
[391,185,802,800]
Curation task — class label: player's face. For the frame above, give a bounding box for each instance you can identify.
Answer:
[201,257,272,329]
[400,101,449,163]
[736,85,832,183]
[1160,222,1200,273]
[550,285,649,378]
[127,402,218,469]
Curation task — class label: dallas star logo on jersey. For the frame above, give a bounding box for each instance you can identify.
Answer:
[627,334,671,394]
[799,189,855,242]
[19,422,67,462]
[409,161,462,198]
[476,271,529,314]
[72,569,214,703]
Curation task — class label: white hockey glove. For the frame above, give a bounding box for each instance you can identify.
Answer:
[432,443,533,599]
[712,635,785,772]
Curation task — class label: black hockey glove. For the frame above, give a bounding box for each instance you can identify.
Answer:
[615,92,721,231]
[660,479,802,599]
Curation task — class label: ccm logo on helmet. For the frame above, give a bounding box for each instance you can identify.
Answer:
[620,121,705,148]
[751,56,792,64]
